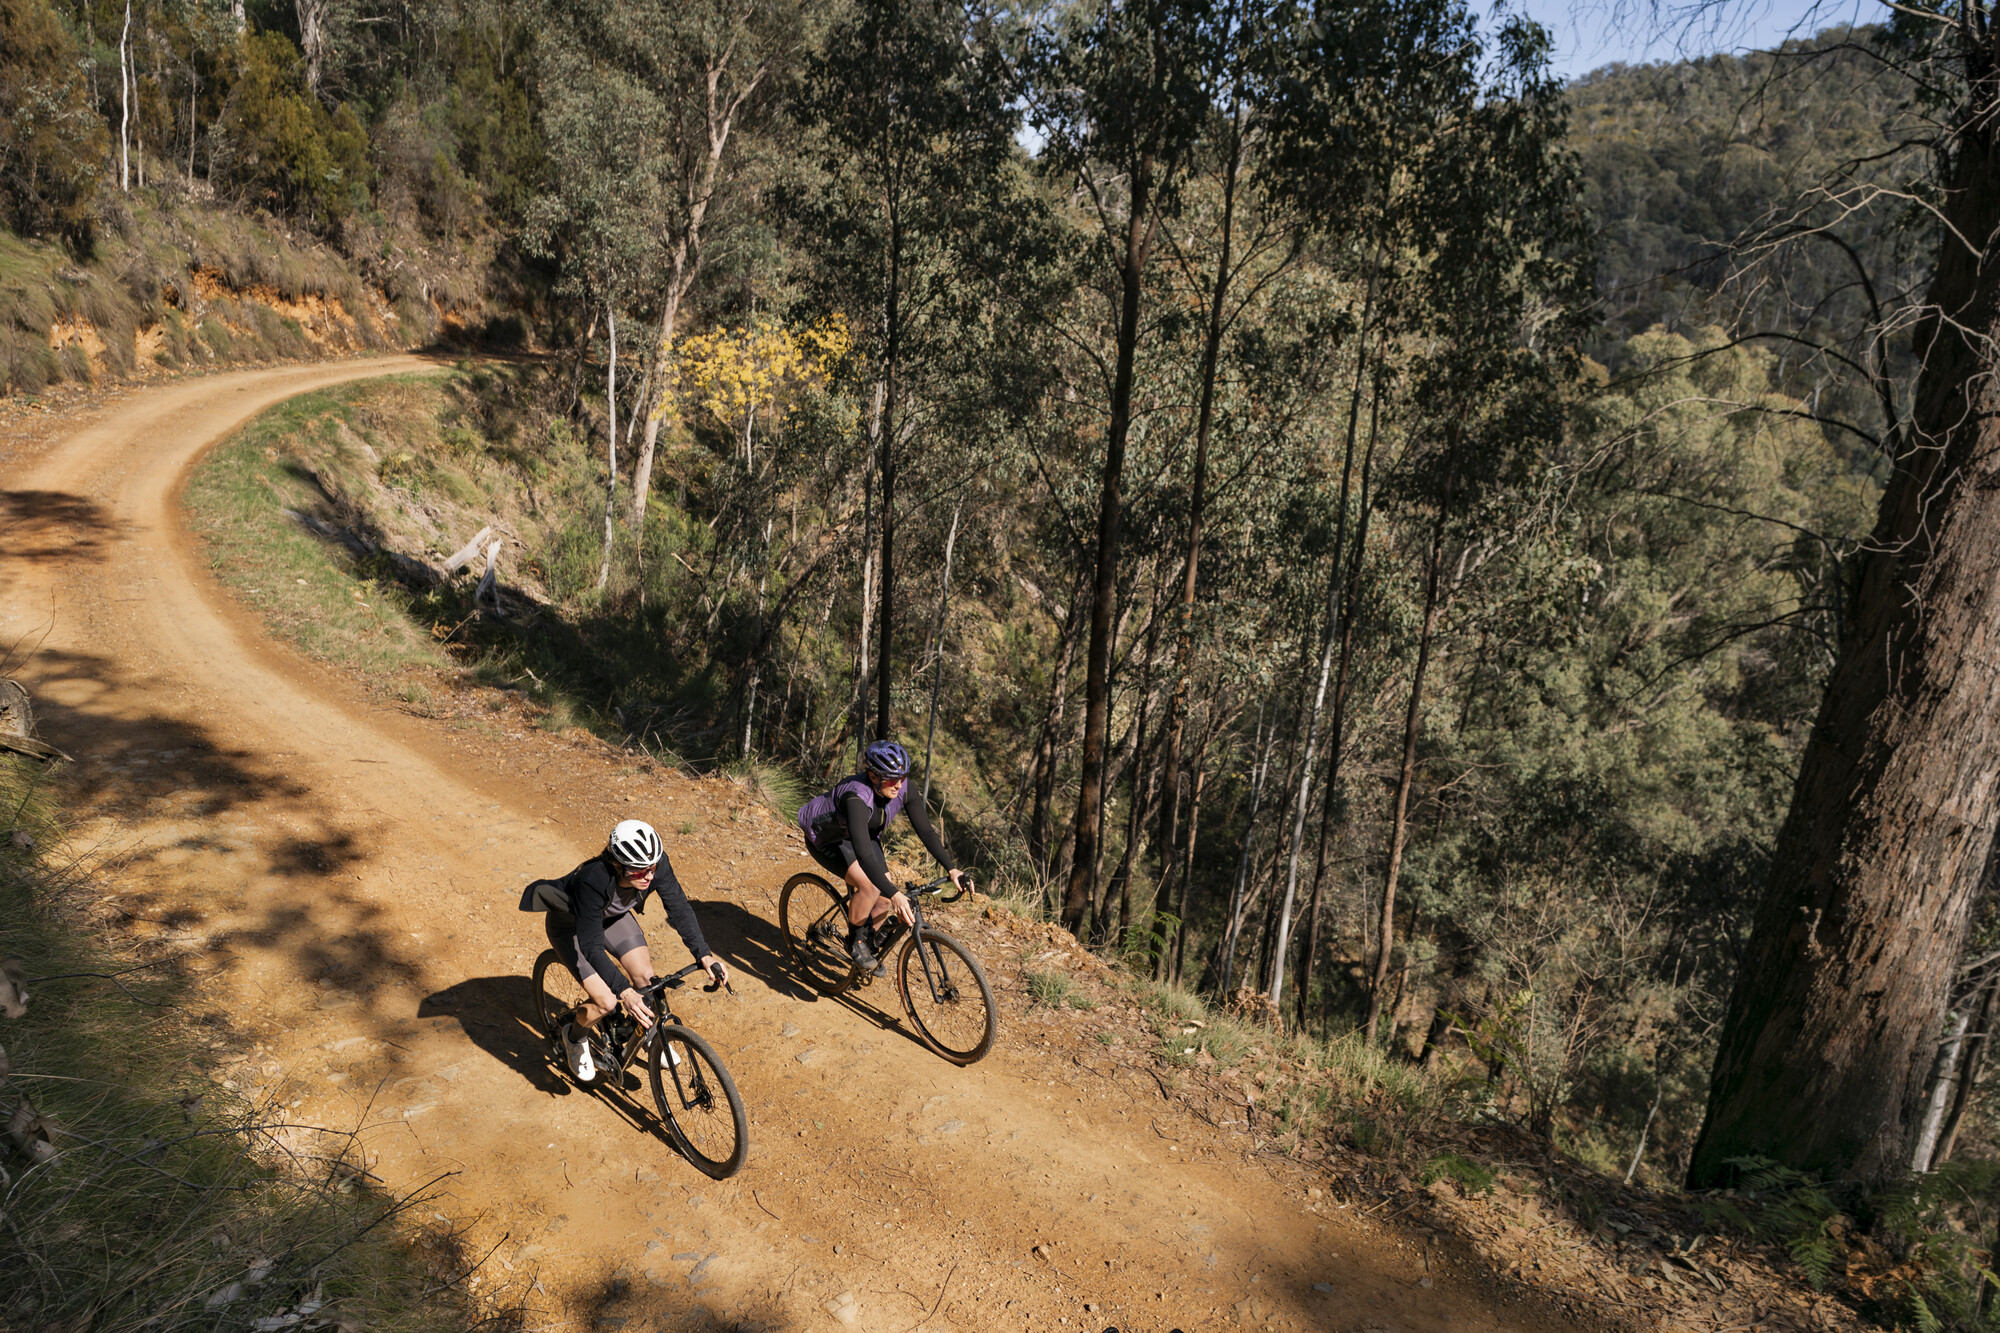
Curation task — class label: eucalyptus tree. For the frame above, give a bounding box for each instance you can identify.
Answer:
[794,0,1017,746]
[1016,0,1220,938]
[525,21,676,590]
[1354,26,1586,1041]
[1688,3,2000,1186]
[616,0,807,540]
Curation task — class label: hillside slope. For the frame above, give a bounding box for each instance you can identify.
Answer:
[0,365,1888,1333]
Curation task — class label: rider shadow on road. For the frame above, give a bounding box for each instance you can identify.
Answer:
[420,975,696,1154]
[685,894,818,1004]
[418,975,570,1097]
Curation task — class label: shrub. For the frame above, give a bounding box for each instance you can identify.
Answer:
[216,33,369,227]
[1025,969,1072,1008]
[0,0,106,241]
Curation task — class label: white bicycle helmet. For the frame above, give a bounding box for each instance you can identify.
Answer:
[607,818,663,868]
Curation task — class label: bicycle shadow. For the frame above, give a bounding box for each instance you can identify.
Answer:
[687,895,949,1058]
[419,974,715,1168]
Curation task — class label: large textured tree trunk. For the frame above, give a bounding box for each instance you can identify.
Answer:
[1061,154,1155,937]
[1687,129,2000,1187]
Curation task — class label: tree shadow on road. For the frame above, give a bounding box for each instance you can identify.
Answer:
[0,489,126,571]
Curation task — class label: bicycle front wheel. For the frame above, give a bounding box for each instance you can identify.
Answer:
[897,929,997,1065]
[649,1025,748,1179]
[779,872,858,996]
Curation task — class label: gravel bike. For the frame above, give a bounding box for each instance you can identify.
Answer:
[530,956,749,1179]
[778,872,997,1065]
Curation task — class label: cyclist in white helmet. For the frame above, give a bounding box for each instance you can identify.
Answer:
[519,819,729,1084]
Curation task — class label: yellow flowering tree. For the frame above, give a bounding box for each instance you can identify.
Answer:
[668,314,849,469]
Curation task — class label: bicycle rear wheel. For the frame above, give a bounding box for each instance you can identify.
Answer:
[779,872,858,996]
[649,1025,748,1179]
[897,929,997,1065]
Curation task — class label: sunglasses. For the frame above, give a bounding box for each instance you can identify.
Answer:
[622,863,658,877]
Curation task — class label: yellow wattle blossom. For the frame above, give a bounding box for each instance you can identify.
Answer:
[666,314,851,464]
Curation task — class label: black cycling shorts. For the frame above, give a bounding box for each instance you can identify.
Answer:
[807,837,855,882]
[544,909,648,987]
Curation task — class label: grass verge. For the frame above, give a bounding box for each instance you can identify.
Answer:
[0,755,508,1332]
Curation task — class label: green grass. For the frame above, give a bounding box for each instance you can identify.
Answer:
[181,382,451,680]
[0,756,496,1332]
[1025,968,1073,1009]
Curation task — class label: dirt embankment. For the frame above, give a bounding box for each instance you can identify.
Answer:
[0,364,1864,1333]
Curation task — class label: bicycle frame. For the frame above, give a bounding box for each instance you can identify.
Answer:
[867,876,965,1001]
[595,962,720,1075]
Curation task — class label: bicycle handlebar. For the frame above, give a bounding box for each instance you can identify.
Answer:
[642,961,731,998]
[904,873,971,904]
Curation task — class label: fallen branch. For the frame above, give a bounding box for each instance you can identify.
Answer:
[442,526,495,576]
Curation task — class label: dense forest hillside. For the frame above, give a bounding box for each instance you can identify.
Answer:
[12,4,2000,1324]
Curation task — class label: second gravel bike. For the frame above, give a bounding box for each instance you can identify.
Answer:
[778,872,998,1065]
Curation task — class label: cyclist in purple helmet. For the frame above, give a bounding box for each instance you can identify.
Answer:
[797,740,965,973]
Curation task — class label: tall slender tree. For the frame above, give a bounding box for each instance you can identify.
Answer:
[1020,0,1217,937]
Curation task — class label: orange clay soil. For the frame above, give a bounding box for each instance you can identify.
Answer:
[5,361,1749,1333]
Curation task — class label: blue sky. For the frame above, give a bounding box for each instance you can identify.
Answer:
[1508,0,1882,80]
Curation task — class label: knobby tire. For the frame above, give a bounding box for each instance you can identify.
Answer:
[649,1024,748,1179]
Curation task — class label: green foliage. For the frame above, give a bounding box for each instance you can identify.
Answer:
[1700,1157,1842,1291]
[1420,1152,1497,1195]
[0,0,105,239]
[217,32,370,225]
[1025,968,1073,1009]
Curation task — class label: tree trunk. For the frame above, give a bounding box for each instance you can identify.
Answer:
[1156,107,1243,890]
[119,0,132,192]
[1935,971,2000,1167]
[1104,623,1161,949]
[595,311,618,594]
[1267,324,1371,1009]
[920,503,962,804]
[1687,131,2000,1185]
[295,0,328,101]
[1911,1003,1975,1173]
[1364,437,1456,1045]
[849,382,888,766]
[1167,725,1211,984]
[630,248,691,532]
[1219,702,1274,994]
[875,222,905,744]
[1293,328,1382,1032]
[632,43,763,536]
[1061,153,1155,937]
[1029,574,1085,872]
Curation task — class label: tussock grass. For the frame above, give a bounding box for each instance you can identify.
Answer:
[1025,968,1073,1009]
[0,757,502,1333]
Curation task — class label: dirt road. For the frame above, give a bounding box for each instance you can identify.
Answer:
[1,362,1594,1333]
